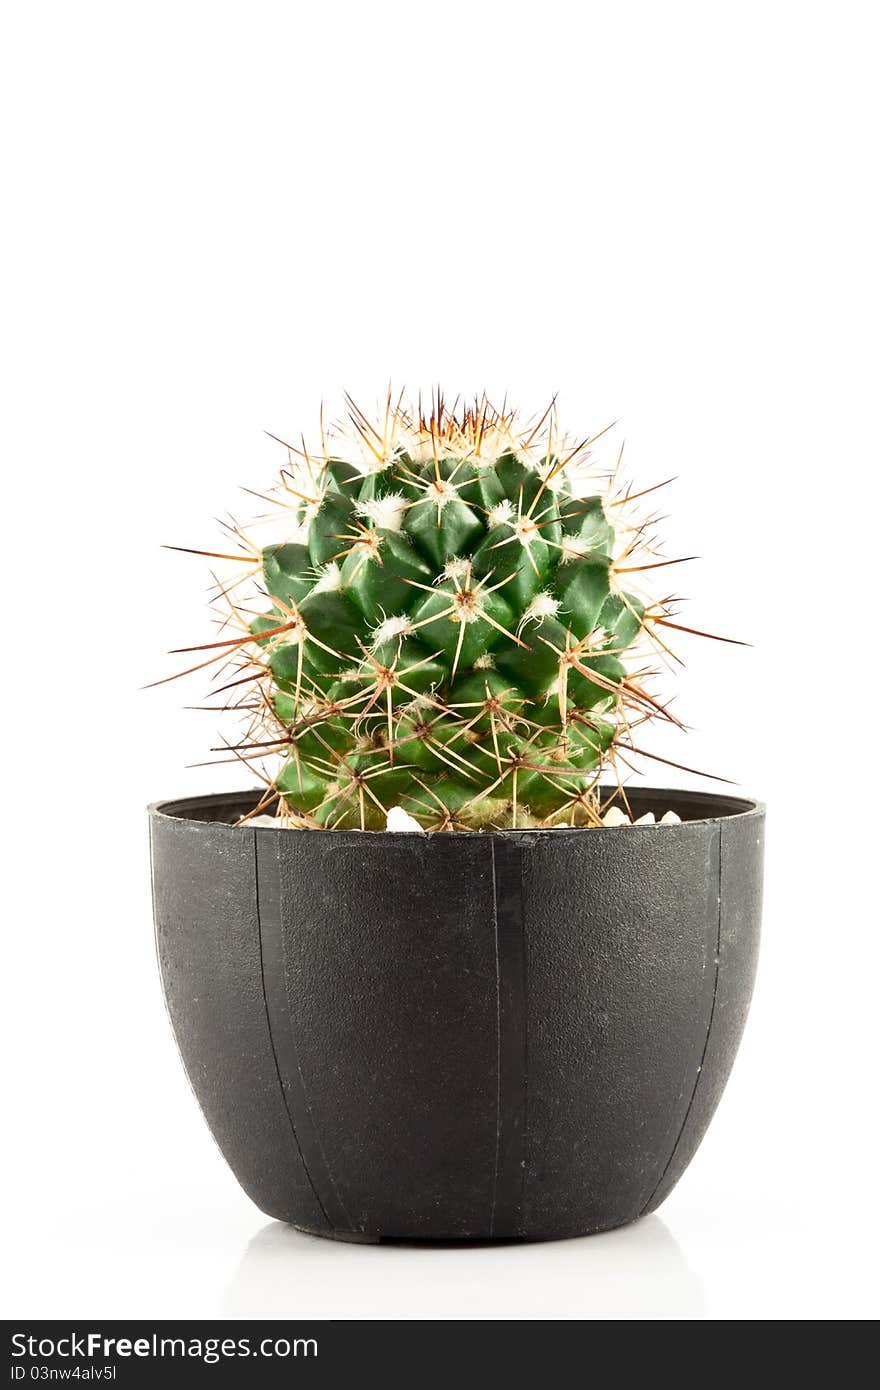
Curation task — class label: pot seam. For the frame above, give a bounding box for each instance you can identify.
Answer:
[638,819,724,1216]
[254,831,353,1234]
[488,838,529,1237]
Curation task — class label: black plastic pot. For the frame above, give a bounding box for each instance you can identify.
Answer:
[149,787,763,1241]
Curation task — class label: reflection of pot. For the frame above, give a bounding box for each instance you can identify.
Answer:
[150,787,763,1242]
[222,1216,708,1320]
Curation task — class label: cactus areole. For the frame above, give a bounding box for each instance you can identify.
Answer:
[150,394,764,1240]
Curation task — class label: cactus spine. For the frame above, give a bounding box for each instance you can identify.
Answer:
[170,396,698,829]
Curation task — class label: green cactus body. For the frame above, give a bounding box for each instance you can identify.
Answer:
[223,400,666,830]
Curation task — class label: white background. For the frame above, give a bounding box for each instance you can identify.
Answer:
[2,0,878,1321]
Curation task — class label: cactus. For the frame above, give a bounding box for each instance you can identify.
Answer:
[164,395,725,829]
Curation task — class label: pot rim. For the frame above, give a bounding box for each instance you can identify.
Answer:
[148,786,765,837]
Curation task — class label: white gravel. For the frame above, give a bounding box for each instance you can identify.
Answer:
[603,807,682,826]
[246,805,684,830]
[385,807,426,833]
